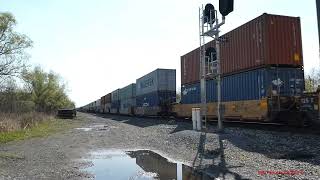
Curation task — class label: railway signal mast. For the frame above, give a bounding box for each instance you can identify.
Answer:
[199,0,233,131]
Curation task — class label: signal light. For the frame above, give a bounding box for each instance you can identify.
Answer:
[204,3,215,24]
[205,47,217,61]
[219,0,234,16]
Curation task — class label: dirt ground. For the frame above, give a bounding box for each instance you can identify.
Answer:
[0,112,320,180]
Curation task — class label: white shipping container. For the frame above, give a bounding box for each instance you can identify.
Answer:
[136,69,176,96]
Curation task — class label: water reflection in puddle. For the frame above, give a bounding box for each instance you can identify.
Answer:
[83,150,212,180]
[75,128,92,131]
[76,124,111,132]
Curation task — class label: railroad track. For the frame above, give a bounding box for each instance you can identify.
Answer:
[203,119,320,135]
[86,112,320,135]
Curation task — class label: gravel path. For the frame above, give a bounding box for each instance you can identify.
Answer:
[0,112,320,180]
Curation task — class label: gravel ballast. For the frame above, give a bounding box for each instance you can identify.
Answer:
[0,112,319,180]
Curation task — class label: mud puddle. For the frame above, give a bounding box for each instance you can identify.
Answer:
[75,124,115,132]
[82,150,212,180]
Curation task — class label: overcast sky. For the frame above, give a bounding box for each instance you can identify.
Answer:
[1,0,319,107]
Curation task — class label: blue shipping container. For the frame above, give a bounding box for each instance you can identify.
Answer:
[136,91,176,107]
[111,100,120,109]
[120,98,136,109]
[181,67,304,104]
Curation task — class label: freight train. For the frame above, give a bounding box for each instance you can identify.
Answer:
[78,13,320,126]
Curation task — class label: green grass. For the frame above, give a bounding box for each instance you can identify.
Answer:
[0,152,24,159]
[0,118,78,144]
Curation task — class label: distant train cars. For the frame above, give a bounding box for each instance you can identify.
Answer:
[81,69,176,117]
[81,99,101,113]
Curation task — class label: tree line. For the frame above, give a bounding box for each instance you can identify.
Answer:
[0,12,74,114]
[305,68,320,92]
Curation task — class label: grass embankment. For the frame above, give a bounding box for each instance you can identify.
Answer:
[0,118,78,144]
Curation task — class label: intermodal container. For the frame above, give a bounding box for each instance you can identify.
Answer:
[181,13,303,85]
[100,96,105,106]
[119,84,136,115]
[91,99,101,112]
[101,93,112,113]
[120,83,136,100]
[105,93,112,103]
[181,67,304,104]
[111,89,120,102]
[111,89,120,113]
[111,101,120,109]
[119,98,136,115]
[136,91,176,107]
[136,69,176,96]
[102,103,111,113]
[135,90,176,116]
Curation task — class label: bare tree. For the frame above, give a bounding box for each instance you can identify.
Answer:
[176,87,181,103]
[305,68,320,92]
[0,12,32,80]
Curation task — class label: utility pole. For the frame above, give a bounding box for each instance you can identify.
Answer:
[199,0,233,132]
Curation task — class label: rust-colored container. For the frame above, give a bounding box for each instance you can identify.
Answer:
[181,13,303,85]
[100,96,105,105]
[105,93,112,103]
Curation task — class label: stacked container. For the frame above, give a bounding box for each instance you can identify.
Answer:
[135,69,176,116]
[119,83,136,115]
[95,99,101,113]
[179,13,305,120]
[88,99,100,113]
[181,13,303,84]
[111,89,120,114]
[101,93,111,113]
[181,67,304,104]
[105,93,112,113]
[100,96,105,112]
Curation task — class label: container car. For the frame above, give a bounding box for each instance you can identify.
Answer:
[181,67,304,104]
[181,13,303,85]
[101,93,111,113]
[135,69,176,116]
[111,89,120,114]
[119,83,136,115]
[300,89,320,125]
[175,67,305,122]
[135,91,176,116]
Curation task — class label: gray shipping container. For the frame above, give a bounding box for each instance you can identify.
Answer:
[95,99,101,112]
[111,89,120,102]
[136,69,176,96]
[119,83,136,100]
